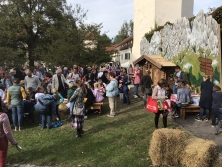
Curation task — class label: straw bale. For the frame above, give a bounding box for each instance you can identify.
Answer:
[149,128,185,166]
[58,103,69,114]
[181,138,216,167]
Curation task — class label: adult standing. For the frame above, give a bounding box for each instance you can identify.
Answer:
[0,101,18,167]
[196,75,214,121]
[106,72,119,117]
[141,71,153,107]
[24,69,41,92]
[173,66,187,94]
[1,72,13,91]
[52,69,67,98]
[133,66,141,98]
[122,70,130,105]
[6,78,27,131]
[69,68,79,84]
[70,80,87,138]
[128,64,134,74]
[90,70,97,84]
[152,79,168,128]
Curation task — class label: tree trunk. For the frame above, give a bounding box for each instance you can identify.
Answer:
[28,49,34,67]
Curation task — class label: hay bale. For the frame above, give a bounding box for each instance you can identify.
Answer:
[181,138,216,167]
[58,103,69,115]
[149,128,185,166]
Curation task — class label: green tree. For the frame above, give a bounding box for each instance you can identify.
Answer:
[113,20,133,44]
[0,0,80,67]
[0,47,25,68]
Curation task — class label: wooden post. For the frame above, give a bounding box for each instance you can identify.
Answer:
[218,24,222,87]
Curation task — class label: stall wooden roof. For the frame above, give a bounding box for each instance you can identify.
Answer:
[133,55,176,68]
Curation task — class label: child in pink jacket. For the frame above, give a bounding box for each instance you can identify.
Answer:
[93,83,104,103]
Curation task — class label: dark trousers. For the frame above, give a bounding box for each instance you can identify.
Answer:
[123,90,130,105]
[155,110,168,128]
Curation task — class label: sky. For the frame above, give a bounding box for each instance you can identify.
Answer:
[67,0,221,39]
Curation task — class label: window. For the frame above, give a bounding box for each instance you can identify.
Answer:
[125,53,130,60]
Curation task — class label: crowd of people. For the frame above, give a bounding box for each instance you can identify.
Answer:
[0,64,141,134]
[1,63,222,166]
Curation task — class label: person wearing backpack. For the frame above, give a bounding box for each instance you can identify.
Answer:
[6,78,27,131]
[105,72,119,117]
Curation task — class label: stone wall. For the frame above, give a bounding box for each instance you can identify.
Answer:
[140,10,221,86]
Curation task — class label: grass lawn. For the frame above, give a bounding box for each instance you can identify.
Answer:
[6,97,218,167]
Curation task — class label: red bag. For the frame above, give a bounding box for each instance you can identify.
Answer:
[146,96,158,113]
[161,101,170,110]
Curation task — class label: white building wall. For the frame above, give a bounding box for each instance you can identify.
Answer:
[120,48,132,67]
[131,0,156,65]
[155,0,182,26]
[132,0,194,64]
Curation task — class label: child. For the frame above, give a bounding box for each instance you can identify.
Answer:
[87,81,93,91]
[26,87,35,100]
[165,84,173,99]
[67,82,77,119]
[52,88,64,121]
[165,84,173,112]
[93,83,104,103]
[212,86,222,135]
[97,79,105,96]
[93,83,104,114]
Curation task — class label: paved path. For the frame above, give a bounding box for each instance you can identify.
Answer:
[174,114,222,152]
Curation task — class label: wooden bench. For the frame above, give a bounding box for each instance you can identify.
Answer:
[87,102,103,115]
[180,105,200,120]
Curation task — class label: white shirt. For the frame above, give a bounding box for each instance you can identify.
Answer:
[97,72,103,79]
[35,93,45,101]
[0,89,5,100]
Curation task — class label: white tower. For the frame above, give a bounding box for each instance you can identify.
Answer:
[131,0,194,64]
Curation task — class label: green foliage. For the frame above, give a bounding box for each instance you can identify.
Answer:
[0,47,25,69]
[0,1,111,67]
[144,22,172,42]
[113,20,133,44]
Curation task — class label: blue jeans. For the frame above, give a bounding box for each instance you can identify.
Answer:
[199,107,210,120]
[134,84,139,96]
[11,104,24,127]
[173,85,177,94]
[69,101,75,115]
[123,90,130,105]
[41,114,52,129]
[176,103,189,116]
[38,113,42,124]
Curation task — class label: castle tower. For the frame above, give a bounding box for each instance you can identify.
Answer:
[131,0,194,64]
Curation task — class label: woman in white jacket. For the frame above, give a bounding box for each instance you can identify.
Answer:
[152,79,168,128]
